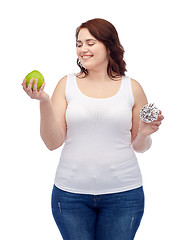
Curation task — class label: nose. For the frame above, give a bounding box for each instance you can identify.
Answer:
[81,44,89,52]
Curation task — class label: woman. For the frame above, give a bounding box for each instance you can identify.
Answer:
[22,18,164,240]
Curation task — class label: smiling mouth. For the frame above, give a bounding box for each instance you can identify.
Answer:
[82,55,93,60]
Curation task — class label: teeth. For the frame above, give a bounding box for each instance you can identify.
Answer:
[82,56,92,59]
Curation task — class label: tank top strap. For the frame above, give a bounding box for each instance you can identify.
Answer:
[120,76,134,107]
[65,73,76,103]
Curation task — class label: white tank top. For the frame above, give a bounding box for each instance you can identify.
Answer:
[54,73,142,195]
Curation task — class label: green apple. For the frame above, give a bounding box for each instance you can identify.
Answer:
[25,70,44,90]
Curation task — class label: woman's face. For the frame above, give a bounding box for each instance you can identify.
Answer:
[76,28,109,71]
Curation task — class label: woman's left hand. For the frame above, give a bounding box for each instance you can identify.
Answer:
[138,110,164,136]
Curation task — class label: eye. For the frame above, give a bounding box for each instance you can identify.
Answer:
[76,42,95,47]
[76,43,82,47]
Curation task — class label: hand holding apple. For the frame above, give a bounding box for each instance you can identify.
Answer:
[25,70,45,90]
[22,71,49,102]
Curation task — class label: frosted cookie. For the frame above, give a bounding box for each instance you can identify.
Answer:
[139,103,159,123]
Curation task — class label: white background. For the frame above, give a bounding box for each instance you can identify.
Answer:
[0,0,183,239]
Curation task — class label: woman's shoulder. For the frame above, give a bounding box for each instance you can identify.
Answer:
[130,78,144,94]
[130,77,148,107]
[58,73,76,83]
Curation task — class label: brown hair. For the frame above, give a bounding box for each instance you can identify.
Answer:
[75,18,127,80]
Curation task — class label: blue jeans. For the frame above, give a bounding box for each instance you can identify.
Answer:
[51,185,144,240]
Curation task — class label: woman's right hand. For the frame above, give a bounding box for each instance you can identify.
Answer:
[21,78,50,102]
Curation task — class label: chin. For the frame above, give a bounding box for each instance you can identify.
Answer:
[82,64,92,70]
[82,62,98,70]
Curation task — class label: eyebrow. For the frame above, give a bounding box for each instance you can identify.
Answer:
[76,39,97,43]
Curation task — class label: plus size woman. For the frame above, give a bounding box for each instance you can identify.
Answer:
[22,18,164,240]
